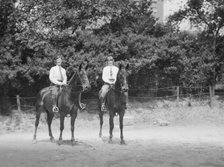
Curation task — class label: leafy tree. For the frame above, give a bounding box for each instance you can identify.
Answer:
[168,0,224,87]
[0,0,188,109]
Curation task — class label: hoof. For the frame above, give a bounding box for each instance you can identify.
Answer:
[50,137,55,142]
[108,139,113,144]
[120,140,126,145]
[71,140,77,146]
[32,139,37,144]
[58,140,63,145]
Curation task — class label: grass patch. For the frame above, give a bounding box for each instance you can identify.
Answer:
[1,98,224,134]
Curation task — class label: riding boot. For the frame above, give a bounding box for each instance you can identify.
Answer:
[99,94,106,112]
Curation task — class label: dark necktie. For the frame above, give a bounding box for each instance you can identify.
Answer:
[59,66,63,81]
[110,66,113,77]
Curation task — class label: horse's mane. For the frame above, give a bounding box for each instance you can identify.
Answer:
[115,71,123,91]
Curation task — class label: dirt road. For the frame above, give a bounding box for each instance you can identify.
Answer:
[0,113,224,167]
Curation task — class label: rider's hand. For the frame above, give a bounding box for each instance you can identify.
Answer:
[109,78,115,82]
[59,82,67,86]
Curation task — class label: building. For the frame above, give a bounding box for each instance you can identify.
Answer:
[151,0,187,23]
[151,0,164,23]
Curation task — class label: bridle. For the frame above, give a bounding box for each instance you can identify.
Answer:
[66,70,85,93]
[112,72,128,94]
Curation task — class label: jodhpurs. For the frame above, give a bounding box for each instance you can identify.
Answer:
[99,84,110,104]
[50,85,60,106]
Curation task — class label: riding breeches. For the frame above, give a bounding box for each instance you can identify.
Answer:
[50,85,60,106]
[99,84,110,102]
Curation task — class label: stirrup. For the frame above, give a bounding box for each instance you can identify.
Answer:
[52,106,59,113]
[80,103,86,110]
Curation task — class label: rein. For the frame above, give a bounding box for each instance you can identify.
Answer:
[67,70,83,87]
[67,71,76,86]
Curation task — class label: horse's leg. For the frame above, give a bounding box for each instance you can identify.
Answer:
[58,113,65,145]
[109,112,114,143]
[99,111,103,138]
[33,105,42,143]
[47,111,55,142]
[119,111,125,145]
[70,107,78,145]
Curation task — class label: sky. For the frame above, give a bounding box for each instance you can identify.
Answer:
[163,0,187,20]
[163,0,199,31]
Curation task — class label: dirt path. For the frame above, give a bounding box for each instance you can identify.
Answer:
[0,119,224,167]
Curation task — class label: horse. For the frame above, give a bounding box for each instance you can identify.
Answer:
[33,63,91,145]
[98,64,129,144]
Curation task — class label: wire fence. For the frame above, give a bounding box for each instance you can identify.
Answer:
[4,86,222,113]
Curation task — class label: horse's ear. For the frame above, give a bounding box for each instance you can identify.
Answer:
[85,64,89,71]
[119,63,129,70]
[85,58,89,69]
[79,61,89,71]
[119,63,123,70]
[126,64,129,70]
[78,63,82,71]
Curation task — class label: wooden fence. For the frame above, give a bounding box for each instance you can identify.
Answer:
[14,85,219,112]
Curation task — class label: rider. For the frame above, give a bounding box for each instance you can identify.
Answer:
[49,56,67,112]
[99,56,119,111]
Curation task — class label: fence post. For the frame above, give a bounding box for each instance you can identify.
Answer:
[16,95,21,112]
[125,92,129,105]
[209,85,214,107]
[199,86,202,101]
[176,86,179,106]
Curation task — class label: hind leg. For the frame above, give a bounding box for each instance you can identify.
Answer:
[47,111,55,142]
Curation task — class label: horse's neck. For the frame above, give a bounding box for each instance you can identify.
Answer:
[109,84,115,90]
[68,75,83,101]
[69,73,81,91]
[106,88,124,107]
[114,83,122,92]
[60,85,79,106]
[108,87,122,98]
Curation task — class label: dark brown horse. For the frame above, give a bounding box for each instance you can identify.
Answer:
[33,64,91,145]
[98,64,129,144]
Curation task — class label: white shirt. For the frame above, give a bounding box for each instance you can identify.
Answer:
[102,65,119,84]
[49,65,67,85]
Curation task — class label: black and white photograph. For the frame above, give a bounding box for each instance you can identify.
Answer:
[0,0,224,166]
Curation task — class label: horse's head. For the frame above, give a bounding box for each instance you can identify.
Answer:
[68,62,91,92]
[78,61,91,92]
[116,63,129,92]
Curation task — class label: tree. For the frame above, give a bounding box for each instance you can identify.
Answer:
[0,0,181,102]
[168,0,224,87]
